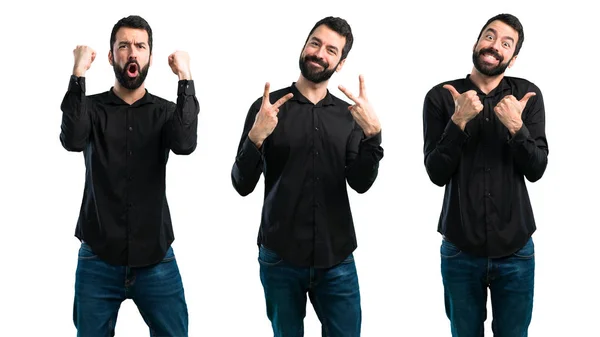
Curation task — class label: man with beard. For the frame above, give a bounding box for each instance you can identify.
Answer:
[231,16,383,336]
[60,15,198,337]
[422,13,548,336]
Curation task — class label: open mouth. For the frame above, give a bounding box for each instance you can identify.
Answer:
[126,63,139,77]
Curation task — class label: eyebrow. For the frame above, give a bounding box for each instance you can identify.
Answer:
[309,37,339,52]
[485,28,515,44]
[118,41,147,46]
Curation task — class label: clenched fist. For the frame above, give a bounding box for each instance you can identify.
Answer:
[168,51,192,80]
[444,84,483,131]
[73,45,96,77]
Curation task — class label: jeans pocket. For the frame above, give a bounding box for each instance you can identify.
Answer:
[78,243,98,260]
[258,245,284,266]
[512,238,535,259]
[440,239,462,258]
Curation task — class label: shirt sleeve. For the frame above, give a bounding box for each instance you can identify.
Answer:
[231,100,264,196]
[60,75,91,152]
[507,87,548,182]
[345,125,384,194]
[164,80,200,155]
[423,86,469,187]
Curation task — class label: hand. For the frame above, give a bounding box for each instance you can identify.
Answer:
[444,84,483,131]
[338,75,381,137]
[72,45,96,77]
[248,82,294,148]
[494,92,536,135]
[168,51,192,80]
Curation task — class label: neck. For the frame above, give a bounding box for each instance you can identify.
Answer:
[296,75,329,104]
[469,67,504,94]
[112,81,146,105]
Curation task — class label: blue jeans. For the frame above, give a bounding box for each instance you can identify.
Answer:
[258,245,361,337]
[73,243,188,337]
[441,237,535,337]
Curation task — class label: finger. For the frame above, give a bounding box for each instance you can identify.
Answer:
[359,74,366,98]
[520,92,536,105]
[272,93,294,110]
[443,84,460,100]
[338,85,359,104]
[262,82,271,106]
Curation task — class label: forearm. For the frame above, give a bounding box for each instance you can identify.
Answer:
[346,131,384,193]
[508,125,548,182]
[167,80,200,155]
[60,76,90,152]
[424,119,468,187]
[231,137,264,196]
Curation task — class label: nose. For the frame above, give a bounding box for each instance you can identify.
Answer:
[315,46,327,60]
[128,46,139,60]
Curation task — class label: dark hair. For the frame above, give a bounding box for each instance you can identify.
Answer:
[305,16,353,61]
[477,13,524,55]
[110,15,153,54]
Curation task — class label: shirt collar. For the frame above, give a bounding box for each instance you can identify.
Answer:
[107,87,153,106]
[465,74,512,97]
[289,82,336,106]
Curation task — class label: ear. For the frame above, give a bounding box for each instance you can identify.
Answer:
[508,54,518,69]
[108,50,113,66]
[335,58,346,72]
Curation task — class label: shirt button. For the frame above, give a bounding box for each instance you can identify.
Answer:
[315,127,319,131]
[485,167,490,172]
[127,176,133,181]
[128,126,133,131]
[128,150,133,156]
[485,117,490,122]
[486,192,491,197]
[315,151,319,156]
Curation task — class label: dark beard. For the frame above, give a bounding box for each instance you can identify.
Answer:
[472,48,510,77]
[113,60,149,90]
[299,54,336,84]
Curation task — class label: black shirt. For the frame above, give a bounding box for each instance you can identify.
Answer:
[231,83,384,268]
[423,75,548,258]
[60,75,199,267]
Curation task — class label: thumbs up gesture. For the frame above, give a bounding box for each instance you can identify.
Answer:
[443,84,483,131]
[493,92,536,135]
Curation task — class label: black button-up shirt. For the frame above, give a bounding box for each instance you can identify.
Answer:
[232,83,384,268]
[423,75,548,258]
[60,75,199,267]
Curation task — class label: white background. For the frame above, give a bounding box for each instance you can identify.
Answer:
[1,0,598,336]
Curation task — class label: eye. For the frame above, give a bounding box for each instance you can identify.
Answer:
[327,48,337,55]
[485,35,494,40]
[310,41,319,46]
[502,42,511,48]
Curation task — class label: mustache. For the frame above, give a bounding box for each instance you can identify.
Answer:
[478,48,503,62]
[125,60,140,71]
[304,55,328,68]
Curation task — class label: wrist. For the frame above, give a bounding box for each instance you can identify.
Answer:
[73,67,86,77]
[451,115,466,130]
[248,130,264,148]
[178,70,192,81]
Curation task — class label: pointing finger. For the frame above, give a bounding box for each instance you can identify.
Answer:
[273,93,294,110]
[338,85,359,104]
[262,82,271,105]
[359,74,367,98]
